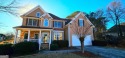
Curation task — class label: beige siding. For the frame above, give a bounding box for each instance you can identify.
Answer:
[26,8,44,17]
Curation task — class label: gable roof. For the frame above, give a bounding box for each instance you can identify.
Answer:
[66,12,95,27]
[21,5,45,16]
[66,11,80,19]
[108,25,125,32]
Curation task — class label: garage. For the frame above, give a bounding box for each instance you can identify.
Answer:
[72,35,92,46]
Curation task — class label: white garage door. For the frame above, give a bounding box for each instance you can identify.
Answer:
[72,35,92,46]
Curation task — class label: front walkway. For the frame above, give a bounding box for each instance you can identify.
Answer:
[76,46,125,58]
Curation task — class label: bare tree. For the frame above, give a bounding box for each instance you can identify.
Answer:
[70,17,93,53]
[107,0,125,37]
[0,0,21,16]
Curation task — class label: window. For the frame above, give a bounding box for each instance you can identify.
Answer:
[54,32,62,40]
[34,34,39,39]
[36,12,41,18]
[54,21,62,28]
[27,19,38,26]
[78,19,84,27]
[43,19,49,27]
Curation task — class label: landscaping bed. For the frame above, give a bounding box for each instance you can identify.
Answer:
[72,51,101,57]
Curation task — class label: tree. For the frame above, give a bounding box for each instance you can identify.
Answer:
[0,0,20,16]
[107,0,125,37]
[86,10,108,39]
[70,14,93,53]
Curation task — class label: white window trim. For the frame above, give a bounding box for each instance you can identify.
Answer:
[27,19,38,26]
[54,21,62,28]
[43,18,49,27]
[36,12,41,18]
[53,31,64,40]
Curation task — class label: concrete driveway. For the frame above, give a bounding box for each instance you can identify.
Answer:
[76,46,125,58]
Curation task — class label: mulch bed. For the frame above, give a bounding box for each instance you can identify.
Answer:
[72,51,100,57]
[58,47,78,50]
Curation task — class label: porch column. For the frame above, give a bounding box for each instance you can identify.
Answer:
[39,30,41,50]
[49,30,52,49]
[27,30,30,41]
[14,29,18,44]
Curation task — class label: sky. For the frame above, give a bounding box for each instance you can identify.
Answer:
[0,0,125,34]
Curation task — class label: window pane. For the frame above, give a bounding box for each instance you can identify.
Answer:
[59,32,62,40]
[54,32,57,40]
[79,20,83,26]
[54,21,58,27]
[33,20,37,26]
[58,22,62,28]
[53,32,62,40]
[54,21,62,28]
[36,12,41,18]
[44,19,49,27]
[28,19,32,25]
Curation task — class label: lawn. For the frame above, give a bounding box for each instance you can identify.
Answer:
[12,51,101,58]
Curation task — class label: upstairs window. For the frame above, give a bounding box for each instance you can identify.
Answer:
[36,12,41,18]
[78,19,84,27]
[27,19,38,26]
[54,21,62,28]
[43,19,49,27]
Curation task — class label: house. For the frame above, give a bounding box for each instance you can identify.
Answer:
[107,24,125,37]
[0,34,6,41]
[13,6,95,50]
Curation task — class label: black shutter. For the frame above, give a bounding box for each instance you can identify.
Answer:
[83,20,84,26]
[37,20,38,26]
[53,21,54,27]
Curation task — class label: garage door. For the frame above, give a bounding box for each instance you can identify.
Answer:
[72,35,92,46]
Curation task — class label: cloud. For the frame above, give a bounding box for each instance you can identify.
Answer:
[17,4,37,15]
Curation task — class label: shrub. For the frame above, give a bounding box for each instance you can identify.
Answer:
[92,40,107,46]
[52,40,69,48]
[13,42,39,55]
[50,44,59,50]
[0,44,13,55]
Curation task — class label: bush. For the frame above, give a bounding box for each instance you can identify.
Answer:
[52,40,69,48]
[13,42,39,55]
[92,40,107,46]
[105,35,119,46]
[50,44,59,50]
[0,44,13,55]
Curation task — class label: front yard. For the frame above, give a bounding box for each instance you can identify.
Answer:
[12,51,100,58]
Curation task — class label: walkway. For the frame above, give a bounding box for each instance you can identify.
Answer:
[76,46,125,58]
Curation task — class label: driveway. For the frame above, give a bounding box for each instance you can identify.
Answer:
[76,46,125,58]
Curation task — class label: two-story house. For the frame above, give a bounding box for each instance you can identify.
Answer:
[13,6,95,50]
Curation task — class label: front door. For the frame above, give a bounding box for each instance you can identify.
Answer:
[42,32,49,43]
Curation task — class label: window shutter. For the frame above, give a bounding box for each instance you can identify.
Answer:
[78,19,80,26]
[37,20,39,26]
[53,21,54,27]
[83,20,84,26]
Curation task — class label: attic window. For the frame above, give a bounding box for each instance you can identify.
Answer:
[36,12,41,18]
[78,19,84,27]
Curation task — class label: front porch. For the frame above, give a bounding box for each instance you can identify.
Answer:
[14,28,64,50]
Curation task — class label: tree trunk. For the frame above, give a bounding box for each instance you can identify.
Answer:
[80,41,84,53]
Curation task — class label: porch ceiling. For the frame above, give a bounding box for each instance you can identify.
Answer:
[13,26,52,30]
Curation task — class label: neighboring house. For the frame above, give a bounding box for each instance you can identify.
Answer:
[13,6,95,49]
[0,34,6,41]
[107,24,125,37]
